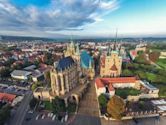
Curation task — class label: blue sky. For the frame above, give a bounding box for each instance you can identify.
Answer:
[0,0,166,38]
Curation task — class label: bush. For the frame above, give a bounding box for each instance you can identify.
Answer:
[29,98,38,110]
[52,97,66,114]
[115,88,141,99]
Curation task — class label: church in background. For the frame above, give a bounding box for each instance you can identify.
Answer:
[100,45,122,77]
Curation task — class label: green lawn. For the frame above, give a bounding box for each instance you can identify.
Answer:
[115,88,141,99]
[145,72,157,82]
[157,59,166,70]
[153,84,166,97]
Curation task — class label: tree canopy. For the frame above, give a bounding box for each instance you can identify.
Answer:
[98,94,107,108]
[0,104,11,125]
[107,96,125,120]
[52,97,66,114]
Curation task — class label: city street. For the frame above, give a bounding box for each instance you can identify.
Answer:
[78,79,99,117]
[8,91,33,125]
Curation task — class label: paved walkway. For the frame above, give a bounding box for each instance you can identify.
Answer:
[78,80,100,117]
[101,116,166,125]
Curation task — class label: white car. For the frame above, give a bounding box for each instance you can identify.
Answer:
[52,115,56,121]
[64,114,68,122]
[36,115,39,120]
[41,114,45,119]
[61,117,64,123]
[47,113,50,117]
[50,113,53,117]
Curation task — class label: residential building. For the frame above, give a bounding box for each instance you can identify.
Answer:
[11,70,32,80]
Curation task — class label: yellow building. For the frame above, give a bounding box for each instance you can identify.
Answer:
[100,48,122,77]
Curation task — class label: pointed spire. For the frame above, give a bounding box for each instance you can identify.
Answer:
[76,43,80,55]
[114,28,118,51]
[107,45,112,56]
[89,59,92,69]
[70,35,74,47]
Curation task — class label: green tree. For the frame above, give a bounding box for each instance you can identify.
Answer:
[31,84,38,91]
[0,67,11,78]
[52,97,66,114]
[122,69,134,77]
[98,94,107,108]
[107,96,125,120]
[29,98,38,109]
[149,51,160,63]
[0,104,11,125]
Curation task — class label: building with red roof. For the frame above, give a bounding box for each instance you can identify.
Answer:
[95,77,139,97]
[0,92,16,104]
[95,77,159,99]
[129,50,138,60]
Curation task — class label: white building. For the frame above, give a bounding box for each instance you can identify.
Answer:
[11,70,32,80]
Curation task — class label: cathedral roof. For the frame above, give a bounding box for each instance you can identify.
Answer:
[57,56,75,71]
[80,51,93,69]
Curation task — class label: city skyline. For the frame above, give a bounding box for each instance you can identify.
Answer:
[0,0,166,38]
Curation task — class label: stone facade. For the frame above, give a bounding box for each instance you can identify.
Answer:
[100,50,122,77]
[50,57,79,96]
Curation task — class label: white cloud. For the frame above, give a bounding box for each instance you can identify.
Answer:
[0,0,119,36]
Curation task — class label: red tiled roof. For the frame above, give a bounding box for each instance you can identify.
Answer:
[0,93,16,103]
[110,64,118,71]
[95,78,104,88]
[130,50,137,56]
[95,77,137,91]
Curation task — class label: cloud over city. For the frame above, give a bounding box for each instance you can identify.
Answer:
[0,0,119,34]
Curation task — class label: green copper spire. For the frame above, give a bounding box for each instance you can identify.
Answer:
[107,45,112,56]
[89,58,92,69]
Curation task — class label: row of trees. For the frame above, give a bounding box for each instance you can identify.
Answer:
[29,96,77,115]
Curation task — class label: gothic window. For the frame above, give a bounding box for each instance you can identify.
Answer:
[58,75,62,91]
[63,75,66,89]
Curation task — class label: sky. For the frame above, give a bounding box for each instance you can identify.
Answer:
[0,0,166,38]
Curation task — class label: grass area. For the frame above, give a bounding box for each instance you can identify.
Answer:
[43,101,54,111]
[145,72,157,82]
[153,84,166,97]
[157,59,166,70]
[115,88,141,99]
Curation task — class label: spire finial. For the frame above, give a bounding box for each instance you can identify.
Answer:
[114,28,118,50]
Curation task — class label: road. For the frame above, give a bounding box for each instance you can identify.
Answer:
[78,79,99,116]
[8,91,33,125]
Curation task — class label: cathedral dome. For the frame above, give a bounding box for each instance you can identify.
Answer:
[80,51,93,69]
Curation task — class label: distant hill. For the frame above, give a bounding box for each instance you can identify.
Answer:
[0,35,166,42]
[0,35,53,41]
